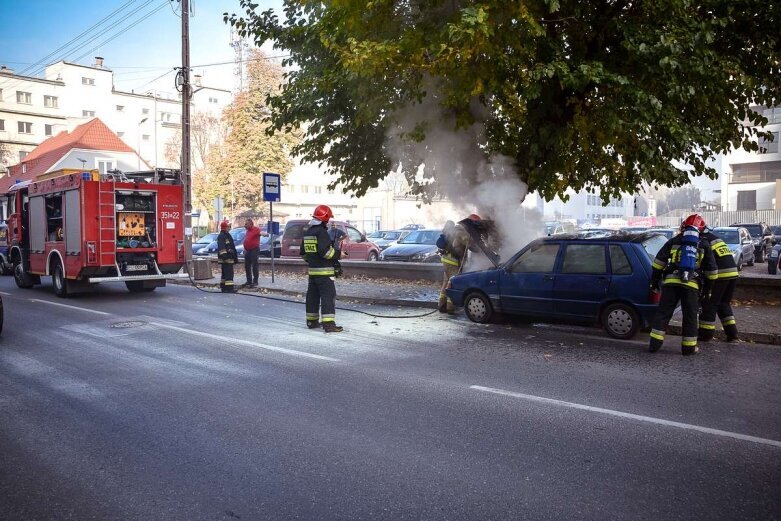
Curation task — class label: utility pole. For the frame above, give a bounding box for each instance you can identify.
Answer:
[181,0,193,269]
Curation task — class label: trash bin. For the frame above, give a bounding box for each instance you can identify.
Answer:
[192,258,213,280]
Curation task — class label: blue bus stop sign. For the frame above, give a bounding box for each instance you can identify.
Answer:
[263,172,281,202]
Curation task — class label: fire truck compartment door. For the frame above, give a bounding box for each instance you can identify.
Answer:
[64,190,81,254]
[29,196,46,252]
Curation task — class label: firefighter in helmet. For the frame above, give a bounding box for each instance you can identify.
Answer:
[437,214,480,313]
[217,220,238,293]
[648,214,718,355]
[698,227,740,342]
[300,204,343,332]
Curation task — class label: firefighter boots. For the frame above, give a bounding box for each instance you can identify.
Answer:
[323,322,343,333]
[306,320,320,329]
[682,345,699,356]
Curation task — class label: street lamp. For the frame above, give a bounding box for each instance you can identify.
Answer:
[137,117,148,169]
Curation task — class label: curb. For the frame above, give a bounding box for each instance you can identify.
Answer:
[667,324,780,346]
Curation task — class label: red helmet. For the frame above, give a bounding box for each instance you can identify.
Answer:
[467,214,481,221]
[681,214,706,232]
[219,220,230,231]
[313,204,334,222]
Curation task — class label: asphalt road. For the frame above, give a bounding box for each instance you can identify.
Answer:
[1,277,779,520]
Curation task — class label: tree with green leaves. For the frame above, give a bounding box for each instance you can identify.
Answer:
[225,0,780,203]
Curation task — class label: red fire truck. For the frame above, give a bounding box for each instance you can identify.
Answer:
[5,168,189,297]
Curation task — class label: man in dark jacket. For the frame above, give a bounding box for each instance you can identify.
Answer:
[698,228,740,341]
[649,214,718,355]
[300,205,343,332]
[217,220,238,293]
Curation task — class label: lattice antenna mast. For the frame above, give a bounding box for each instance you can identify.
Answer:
[229,27,248,93]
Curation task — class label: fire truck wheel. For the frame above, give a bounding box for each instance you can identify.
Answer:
[13,260,35,289]
[52,261,69,298]
[125,281,156,293]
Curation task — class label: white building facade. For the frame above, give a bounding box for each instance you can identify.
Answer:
[0,58,229,176]
[544,189,635,224]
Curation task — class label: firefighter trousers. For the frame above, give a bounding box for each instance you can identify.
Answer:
[306,275,337,324]
[698,278,738,341]
[220,261,235,292]
[439,263,460,313]
[649,284,699,353]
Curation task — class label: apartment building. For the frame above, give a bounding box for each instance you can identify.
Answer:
[0,58,229,177]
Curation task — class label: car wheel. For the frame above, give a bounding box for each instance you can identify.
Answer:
[52,261,69,298]
[368,251,379,261]
[602,302,640,340]
[126,281,156,293]
[13,259,35,289]
[464,291,493,323]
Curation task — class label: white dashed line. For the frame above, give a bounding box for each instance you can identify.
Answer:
[29,299,112,316]
[471,385,781,449]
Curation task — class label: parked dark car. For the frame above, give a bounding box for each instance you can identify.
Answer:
[730,223,772,262]
[711,227,754,270]
[259,235,281,257]
[648,228,678,240]
[197,228,246,259]
[281,219,381,260]
[192,232,219,256]
[379,229,442,262]
[770,225,781,246]
[373,230,411,251]
[446,232,668,339]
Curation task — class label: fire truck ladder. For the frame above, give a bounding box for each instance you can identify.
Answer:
[98,179,118,269]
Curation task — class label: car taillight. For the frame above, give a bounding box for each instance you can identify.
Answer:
[177,240,185,261]
[649,288,661,304]
[86,241,97,264]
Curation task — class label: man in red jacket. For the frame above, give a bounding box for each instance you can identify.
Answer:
[242,218,262,287]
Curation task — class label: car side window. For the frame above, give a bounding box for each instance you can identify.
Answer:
[609,245,633,275]
[511,243,560,273]
[346,226,362,242]
[561,244,607,274]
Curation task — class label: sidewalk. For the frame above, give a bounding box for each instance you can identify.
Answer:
[178,266,780,346]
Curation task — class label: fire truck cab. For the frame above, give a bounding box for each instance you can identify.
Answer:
[5,168,189,297]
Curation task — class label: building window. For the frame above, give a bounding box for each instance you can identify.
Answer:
[0,119,4,131]
[117,131,125,138]
[142,108,150,115]
[45,124,53,136]
[759,132,779,154]
[300,185,309,194]
[96,159,115,175]
[142,134,150,141]
[16,91,32,104]
[44,95,58,108]
[19,151,28,161]
[209,97,218,104]
[82,110,95,117]
[314,186,323,194]
[82,77,95,86]
[18,121,32,134]
[116,105,124,112]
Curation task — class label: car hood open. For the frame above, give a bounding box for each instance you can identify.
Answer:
[458,218,502,268]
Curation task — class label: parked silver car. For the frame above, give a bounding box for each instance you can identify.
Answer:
[712,227,755,270]
[373,230,410,251]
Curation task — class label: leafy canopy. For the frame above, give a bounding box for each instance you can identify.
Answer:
[225,0,780,202]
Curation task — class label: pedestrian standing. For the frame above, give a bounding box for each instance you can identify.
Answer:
[698,228,740,341]
[437,215,479,313]
[217,220,238,293]
[242,218,261,288]
[301,205,343,332]
[648,214,718,355]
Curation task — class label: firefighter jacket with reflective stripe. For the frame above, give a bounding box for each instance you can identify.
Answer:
[651,235,718,290]
[441,224,470,267]
[217,231,238,263]
[702,231,739,280]
[300,222,340,276]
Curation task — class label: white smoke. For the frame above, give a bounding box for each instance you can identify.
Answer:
[386,82,542,268]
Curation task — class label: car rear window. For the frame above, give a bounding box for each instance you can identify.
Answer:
[609,245,633,274]
[641,235,667,259]
[561,244,606,274]
[511,243,560,273]
[283,223,307,240]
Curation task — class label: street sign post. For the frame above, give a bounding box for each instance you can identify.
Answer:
[263,173,282,283]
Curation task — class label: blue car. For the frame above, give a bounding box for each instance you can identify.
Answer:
[446,232,668,339]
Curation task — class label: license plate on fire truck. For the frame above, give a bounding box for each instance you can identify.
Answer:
[126,265,148,272]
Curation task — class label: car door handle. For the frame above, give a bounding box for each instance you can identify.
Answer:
[543,275,554,281]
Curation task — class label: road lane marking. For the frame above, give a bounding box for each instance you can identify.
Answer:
[149,322,340,362]
[471,385,781,449]
[29,299,112,316]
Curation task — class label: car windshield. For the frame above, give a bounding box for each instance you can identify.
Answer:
[399,230,440,245]
[714,229,739,244]
[196,233,218,244]
[641,235,668,259]
[368,231,386,239]
[382,231,401,240]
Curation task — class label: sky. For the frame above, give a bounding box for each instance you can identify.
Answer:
[0,0,282,94]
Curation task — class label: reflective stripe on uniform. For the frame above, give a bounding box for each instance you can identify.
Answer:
[308,267,335,276]
[303,236,318,254]
[306,313,319,320]
[441,255,459,266]
[321,314,335,323]
[218,249,227,255]
[717,269,739,279]
[652,260,666,270]
[650,329,665,341]
[702,270,718,280]
[662,275,700,290]
[722,316,736,326]
[324,246,336,260]
[682,337,698,347]
[699,322,716,330]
